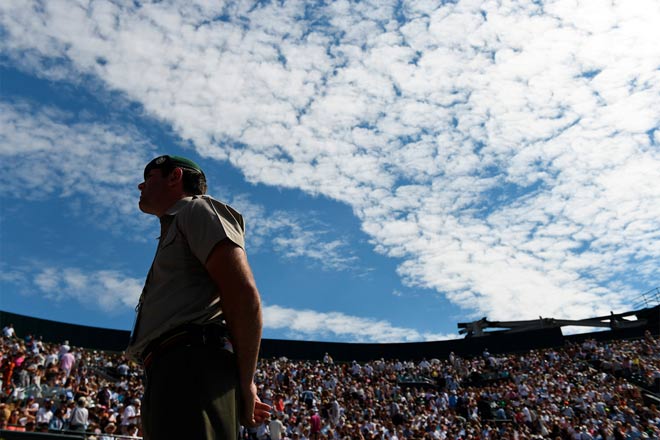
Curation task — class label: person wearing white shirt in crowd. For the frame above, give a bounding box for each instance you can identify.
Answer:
[2,324,15,338]
[36,399,53,428]
[24,396,39,420]
[121,399,140,434]
[69,397,89,432]
[330,398,341,427]
[44,348,59,368]
[117,361,130,377]
[58,340,70,359]
[255,421,269,440]
[268,413,286,440]
[323,374,337,391]
[350,361,361,376]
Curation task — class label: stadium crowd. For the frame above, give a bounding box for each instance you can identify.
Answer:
[1,322,659,440]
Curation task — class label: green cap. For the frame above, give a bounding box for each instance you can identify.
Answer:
[144,155,204,179]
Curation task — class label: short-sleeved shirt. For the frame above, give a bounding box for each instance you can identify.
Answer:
[126,195,245,359]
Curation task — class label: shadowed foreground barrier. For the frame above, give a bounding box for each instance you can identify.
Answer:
[0,430,84,440]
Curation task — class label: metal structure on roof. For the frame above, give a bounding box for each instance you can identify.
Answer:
[458,287,660,338]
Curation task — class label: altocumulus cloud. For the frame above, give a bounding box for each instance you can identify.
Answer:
[24,265,143,312]
[1,0,659,324]
[0,100,157,235]
[226,194,361,273]
[0,100,359,273]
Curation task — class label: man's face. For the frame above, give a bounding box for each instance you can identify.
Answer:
[137,168,169,216]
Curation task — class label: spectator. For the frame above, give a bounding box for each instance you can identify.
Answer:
[48,407,64,431]
[100,422,117,440]
[121,398,140,434]
[310,408,321,439]
[69,396,89,432]
[36,398,53,429]
[269,413,286,440]
[117,360,129,377]
[3,324,16,339]
[1,324,659,440]
[58,340,70,359]
[60,350,75,377]
[6,409,25,431]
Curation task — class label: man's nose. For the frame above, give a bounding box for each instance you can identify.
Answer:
[138,181,145,190]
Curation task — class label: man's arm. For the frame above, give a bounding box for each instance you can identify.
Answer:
[205,239,271,426]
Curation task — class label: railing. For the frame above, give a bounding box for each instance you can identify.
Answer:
[0,427,141,440]
[59,429,140,440]
[5,384,68,402]
[632,287,660,309]
[0,429,82,440]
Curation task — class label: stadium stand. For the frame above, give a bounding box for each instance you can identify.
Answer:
[0,306,658,439]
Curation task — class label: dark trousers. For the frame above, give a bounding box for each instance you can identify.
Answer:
[142,344,240,439]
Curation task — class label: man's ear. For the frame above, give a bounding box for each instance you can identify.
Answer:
[168,167,184,186]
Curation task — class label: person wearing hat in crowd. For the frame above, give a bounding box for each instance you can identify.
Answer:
[126,154,271,439]
[100,422,117,440]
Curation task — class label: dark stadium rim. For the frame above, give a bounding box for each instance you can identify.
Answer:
[2,302,658,362]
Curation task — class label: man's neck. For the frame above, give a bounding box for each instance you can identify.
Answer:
[157,193,192,218]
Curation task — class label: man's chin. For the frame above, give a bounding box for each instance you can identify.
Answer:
[138,201,150,214]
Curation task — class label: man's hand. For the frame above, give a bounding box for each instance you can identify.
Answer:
[240,382,272,427]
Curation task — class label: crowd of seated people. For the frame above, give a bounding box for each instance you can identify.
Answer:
[1,324,142,438]
[1,322,659,440]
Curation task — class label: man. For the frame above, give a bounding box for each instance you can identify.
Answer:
[35,399,53,430]
[2,323,15,339]
[116,359,129,377]
[58,341,70,359]
[96,385,111,408]
[301,389,315,410]
[69,397,89,432]
[126,154,270,439]
[329,398,341,427]
[100,422,117,440]
[120,399,140,435]
[59,350,75,377]
[268,413,286,440]
[310,409,321,439]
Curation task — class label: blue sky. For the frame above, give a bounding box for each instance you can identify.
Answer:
[0,0,658,343]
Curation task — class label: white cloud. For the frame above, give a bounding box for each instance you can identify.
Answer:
[0,100,158,236]
[224,194,362,272]
[1,0,659,329]
[263,304,457,343]
[0,98,360,272]
[8,264,143,312]
[2,262,449,342]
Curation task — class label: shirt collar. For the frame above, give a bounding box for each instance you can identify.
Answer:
[163,196,195,216]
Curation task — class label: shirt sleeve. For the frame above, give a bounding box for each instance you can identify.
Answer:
[177,196,246,263]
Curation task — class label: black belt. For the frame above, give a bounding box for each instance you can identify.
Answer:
[141,324,231,369]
